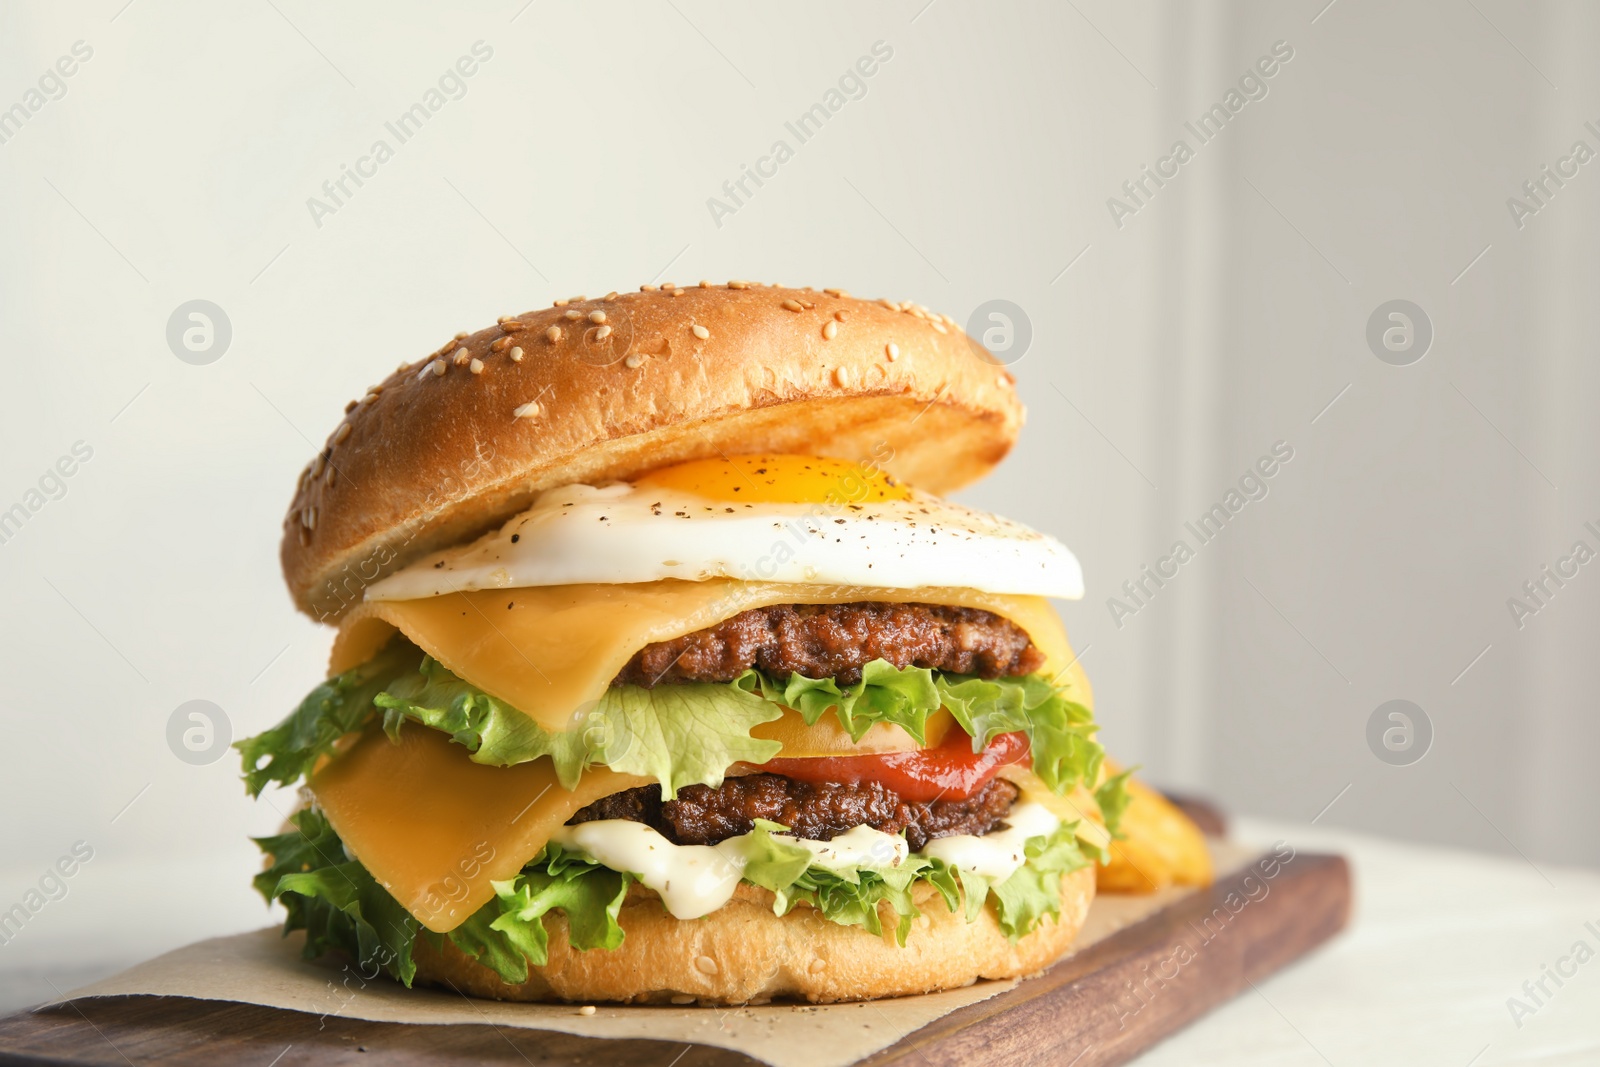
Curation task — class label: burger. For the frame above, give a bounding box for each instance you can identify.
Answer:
[238,282,1199,1005]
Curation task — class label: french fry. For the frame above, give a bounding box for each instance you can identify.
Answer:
[1097,773,1214,894]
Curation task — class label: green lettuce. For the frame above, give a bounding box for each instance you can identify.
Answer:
[740,661,1105,796]
[252,808,423,984]
[240,643,1114,810]
[253,808,631,986]
[1095,765,1136,838]
[981,822,1094,939]
[254,808,1094,987]
[375,654,785,798]
[236,638,416,797]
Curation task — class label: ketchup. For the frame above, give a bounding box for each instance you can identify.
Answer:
[753,729,1030,803]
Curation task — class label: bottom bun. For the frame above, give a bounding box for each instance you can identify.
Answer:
[414,868,1096,1005]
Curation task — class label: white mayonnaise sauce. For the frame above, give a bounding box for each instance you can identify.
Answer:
[919,802,1060,881]
[548,804,1061,920]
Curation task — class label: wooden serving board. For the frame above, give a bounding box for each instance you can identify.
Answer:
[0,804,1350,1067]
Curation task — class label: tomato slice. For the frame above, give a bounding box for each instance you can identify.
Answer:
[749,729,1030,803]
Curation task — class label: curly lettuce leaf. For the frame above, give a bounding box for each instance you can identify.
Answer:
[253,810,633,988]
[1095,766,1136,838]
[254,807,1094,986]
[933,672,1104,796]
[241,643,1106,807]
[741,660,1105,797]
[236,638,417,797]
[375,655,784,798]
[979,821,1094,940]
[738,819,938,943]
[253,808,423,984]
[481,848,632,981]
[740,659,941,743]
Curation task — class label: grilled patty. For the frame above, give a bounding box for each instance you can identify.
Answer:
[613,601,1044,688]
[568,773,1020,852]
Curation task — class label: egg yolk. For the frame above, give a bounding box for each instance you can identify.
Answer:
[634,454,911,505]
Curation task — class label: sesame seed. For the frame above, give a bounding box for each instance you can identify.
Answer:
[932,320,948,333]
[661,282,675,291]
[490,337,510,352]
[502,321,526,332]
[310,453,325,477]
[469,358,484,374]
[782,299,804,312]
[823,287,842,297]
[553,298,569,307]
[545,326,563,343]
[594,324,613,340]
[624,352,645,369]
[641,283,657,291]
[886,343,900,361]
[564,309,583,321]
[578,1005,596,1016]
[454,331,468,340]
[698,279,711,288]
[728,280,748,289]
[304,506,317,530]
[692,324,710,340]
[822,321,838,340]
[671,289,684,297]
[430,359,446,376]
[588,309,606,324]
[694,955,718,975]
[808,958,827,974]
[878,298,897,310]
[343,399,357,414]
[833,366,851,387]
[569,294,586,303]
[452,346,471,365]
[834,310,847,322]
[514,401,541,418]
[509,346,524,362]
[333,422,352,443]
[604,291,618,301]
[369,384,384,394]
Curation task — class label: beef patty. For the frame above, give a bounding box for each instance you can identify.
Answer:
[568,773,1020,852]
[614,602,1044,688]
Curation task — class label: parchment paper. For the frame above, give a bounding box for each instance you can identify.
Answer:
[54,841,1257,1067]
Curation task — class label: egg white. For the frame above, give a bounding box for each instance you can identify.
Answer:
[366,481,1084,601]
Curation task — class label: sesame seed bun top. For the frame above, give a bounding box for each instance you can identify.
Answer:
[282,282,1024,622]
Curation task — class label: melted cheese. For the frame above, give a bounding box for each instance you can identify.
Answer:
[309,725,648,933]
[312,579,1094,934]
[330,580,1086,732]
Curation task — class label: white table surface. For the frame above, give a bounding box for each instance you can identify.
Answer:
[2,819,1596,1065]
[1133,818,1600,1066]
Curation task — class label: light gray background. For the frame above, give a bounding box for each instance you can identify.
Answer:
[2,0,1596,1043]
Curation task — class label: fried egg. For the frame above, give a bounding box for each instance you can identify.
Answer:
[366,455,1083,601]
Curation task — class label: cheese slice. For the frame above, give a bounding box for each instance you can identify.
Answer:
[312,579,1094,933]
[331,580,1089,732]
[310,724,649,932]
